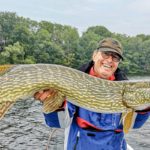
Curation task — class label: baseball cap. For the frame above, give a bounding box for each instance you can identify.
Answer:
[97,38,123,59]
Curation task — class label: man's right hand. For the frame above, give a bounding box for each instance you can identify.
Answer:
[34,89,65,113]
[34,89,58,103]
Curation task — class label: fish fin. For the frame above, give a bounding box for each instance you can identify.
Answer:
[122,110,137,134]
[0,101,15,120]
[42,92,65,113]
[0,65,14,76]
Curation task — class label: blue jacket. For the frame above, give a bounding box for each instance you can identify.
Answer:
[43,61,149,150]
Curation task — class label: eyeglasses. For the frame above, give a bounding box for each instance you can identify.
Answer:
[100,51,121,62]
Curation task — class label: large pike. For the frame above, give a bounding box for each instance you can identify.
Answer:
[0,64,149,133]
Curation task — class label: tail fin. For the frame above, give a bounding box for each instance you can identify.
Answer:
[0,65,14,76]
[0,65,15,120]
[0,101,15,120]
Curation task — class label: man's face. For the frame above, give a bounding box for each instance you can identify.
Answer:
[92,51,120,79]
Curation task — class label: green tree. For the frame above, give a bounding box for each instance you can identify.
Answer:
[0,42,25,64]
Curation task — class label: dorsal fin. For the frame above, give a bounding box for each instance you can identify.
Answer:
[0,65,15,76]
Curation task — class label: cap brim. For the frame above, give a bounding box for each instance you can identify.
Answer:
[98,47,124,60]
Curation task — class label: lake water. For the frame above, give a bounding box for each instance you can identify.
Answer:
[0,76,149,150]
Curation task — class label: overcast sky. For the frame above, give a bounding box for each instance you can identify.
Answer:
[0,0,150,36]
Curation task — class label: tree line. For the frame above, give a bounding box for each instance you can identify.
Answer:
[0,12,150,75]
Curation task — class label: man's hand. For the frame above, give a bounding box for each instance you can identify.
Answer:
[135,106,150,114]
[34,89,65,113]
[34,89,58,102]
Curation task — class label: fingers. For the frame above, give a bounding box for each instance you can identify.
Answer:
[34,89,57,102]
[34,90,44,100]
[40,90,52,101]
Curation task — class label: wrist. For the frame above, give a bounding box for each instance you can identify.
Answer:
[135,107,150,114]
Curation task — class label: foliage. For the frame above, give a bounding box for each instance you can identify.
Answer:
[0,12,150,75]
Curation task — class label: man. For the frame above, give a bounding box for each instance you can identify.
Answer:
[34,38,149,150]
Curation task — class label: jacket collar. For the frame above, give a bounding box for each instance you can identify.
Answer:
[79,61,128,81]
[89,67,115,81]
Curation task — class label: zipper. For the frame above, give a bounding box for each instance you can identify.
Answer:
[73,131,80,150]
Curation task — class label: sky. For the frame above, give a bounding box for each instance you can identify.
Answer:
[0,0,150,36]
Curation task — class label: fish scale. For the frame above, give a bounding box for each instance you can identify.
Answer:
[0,64,149,114]
[0,64,150,133]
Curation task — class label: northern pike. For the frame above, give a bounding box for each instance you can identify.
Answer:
[0,64,149,133]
